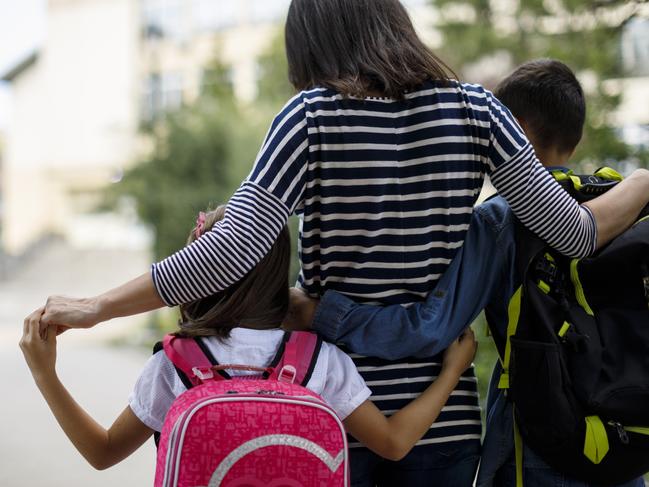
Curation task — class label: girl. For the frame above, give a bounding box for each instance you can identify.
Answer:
[20,206,477,472]
[37,0,649,483]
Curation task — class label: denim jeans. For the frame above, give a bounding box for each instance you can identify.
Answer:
[350,441,481,487]
[493,445,646,487]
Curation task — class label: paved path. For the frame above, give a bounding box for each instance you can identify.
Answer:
[0,242,156,486]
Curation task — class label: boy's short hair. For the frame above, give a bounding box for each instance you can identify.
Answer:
[494,59,586,154]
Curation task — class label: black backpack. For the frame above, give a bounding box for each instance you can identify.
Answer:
[487,167,649,485]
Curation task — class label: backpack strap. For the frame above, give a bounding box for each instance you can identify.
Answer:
[268,331,322,386]
[162,334,229,388]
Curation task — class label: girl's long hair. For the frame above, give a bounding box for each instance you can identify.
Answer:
[177,206,291,339]
[285,0,456,98]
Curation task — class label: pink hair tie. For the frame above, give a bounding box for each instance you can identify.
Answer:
[195,212,207,239]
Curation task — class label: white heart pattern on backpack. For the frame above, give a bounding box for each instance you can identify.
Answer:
[204,434,345,487]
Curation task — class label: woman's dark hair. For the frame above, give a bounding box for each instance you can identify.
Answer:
[285,0,456,98]
[178,206,291,339]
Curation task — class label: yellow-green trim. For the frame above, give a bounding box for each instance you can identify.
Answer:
[625,426,649,435]
[594,167,623,182]
[538,280,551,294]
[551,170,571,182]
[584,416,609,464]
[569,175,583,190]
[570,259,594,316]
[498,286,522,390]
[634,215,649,226]
[558,322,571,338]
[550,169,583,191]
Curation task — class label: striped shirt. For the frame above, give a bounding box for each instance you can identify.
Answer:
[152,81,597,447]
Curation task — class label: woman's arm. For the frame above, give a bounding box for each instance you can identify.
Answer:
[483,89,649,258]
[584,169,649,248]
[20,308,154,470]
[343,329,477,461]
[38,95,310,333]
[151,96,309,307]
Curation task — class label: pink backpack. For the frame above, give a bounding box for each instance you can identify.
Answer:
[153,331,349,487]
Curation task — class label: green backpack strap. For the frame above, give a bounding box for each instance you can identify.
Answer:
[492,219,548,487]
[550,166,623,202]
[498,286,522,390]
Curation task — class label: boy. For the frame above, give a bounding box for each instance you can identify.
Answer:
[285,59,648,486]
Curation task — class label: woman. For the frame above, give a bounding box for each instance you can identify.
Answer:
[36,0,649,485]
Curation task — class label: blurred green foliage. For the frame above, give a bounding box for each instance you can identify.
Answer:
[109,36,303,279]
[256,30,295,106]
[434,0,649,170]
[109,59,273,261]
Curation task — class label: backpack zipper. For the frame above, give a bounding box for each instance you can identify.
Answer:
[608,421,649,444]
[608,421,629,444]
[625,426,649,436]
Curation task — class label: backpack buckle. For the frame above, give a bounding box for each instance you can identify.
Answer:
[192,366,214,381]
[535,258,559,283]
[277,365,297,384]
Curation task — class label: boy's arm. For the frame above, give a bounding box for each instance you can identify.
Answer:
[20,308,154,470]
[287,203,514,360]
[343,329,476,461]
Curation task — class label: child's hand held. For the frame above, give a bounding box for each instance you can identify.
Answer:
[20,307,58,381]
[442,328,477,376]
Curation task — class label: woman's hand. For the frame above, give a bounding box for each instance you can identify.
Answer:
[283,288,319,331]
[40,295,102,336]
[20,307,58,382]
[442,328,477,376]
[38,273,167,336]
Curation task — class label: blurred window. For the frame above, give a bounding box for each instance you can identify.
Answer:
[142,0,186,41]
[142,72,184,121]
[401,0,428,7]
[622,18,649,77]
[201,66,234,95]
[193,0,238,33]
[249,0,290,23]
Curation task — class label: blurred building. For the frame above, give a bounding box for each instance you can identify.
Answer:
[0,0,436,257]
[139,0,436,118]
[139,0,291,117]
[0,129,4,251]
[617,17,649,148]
[1,0,140,255]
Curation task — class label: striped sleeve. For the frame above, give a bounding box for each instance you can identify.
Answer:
[484,92,597,258]
[152,95,309,305]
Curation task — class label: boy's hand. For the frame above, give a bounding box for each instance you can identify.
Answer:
[20,307,58,382]
[283,288,319,331]
[442,328,477,376]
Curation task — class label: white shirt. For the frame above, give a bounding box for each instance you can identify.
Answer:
[128,328,371,432]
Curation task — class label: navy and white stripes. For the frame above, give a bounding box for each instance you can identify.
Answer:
[152,80,597,448]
